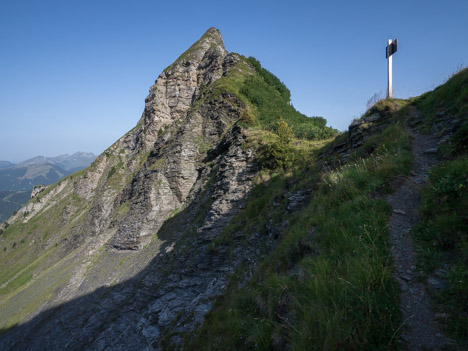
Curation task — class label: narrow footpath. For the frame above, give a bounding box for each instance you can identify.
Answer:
[386,106,451,350]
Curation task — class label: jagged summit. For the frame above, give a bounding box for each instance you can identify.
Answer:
[169,27,226,68]
[132,28,229,155]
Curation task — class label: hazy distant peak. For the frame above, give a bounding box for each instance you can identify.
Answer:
[0,161,15,169]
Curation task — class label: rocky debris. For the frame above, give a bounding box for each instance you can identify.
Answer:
[427,277,448,290]
[347,112,385,149]
[222,53,241,74]
[415,105,464,151]
[0,122,264,351]
[286,190,311,212]
[423,147,438,154]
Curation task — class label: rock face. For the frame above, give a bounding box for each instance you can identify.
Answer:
[137,27,228,153]
[0,28,266,350]
[319,100,401,165]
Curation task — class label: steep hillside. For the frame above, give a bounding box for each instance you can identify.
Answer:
[0,28,335,350]
[410,68,468,346]
[0,27,465,350]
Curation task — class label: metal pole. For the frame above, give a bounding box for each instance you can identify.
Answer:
[387,39,393,98]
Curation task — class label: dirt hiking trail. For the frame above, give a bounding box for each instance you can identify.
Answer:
[386,106,453,350]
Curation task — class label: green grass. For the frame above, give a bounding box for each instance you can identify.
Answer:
[0,190,90,301]
[185,108,411,349]
[245,57,291,103]
[416,67,468,127]
[413,157,468,341]
[238,63,337,140]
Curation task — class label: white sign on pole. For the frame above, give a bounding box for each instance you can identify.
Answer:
[386,38,398,98]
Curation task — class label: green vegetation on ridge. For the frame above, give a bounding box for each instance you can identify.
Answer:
[208,55,337,141]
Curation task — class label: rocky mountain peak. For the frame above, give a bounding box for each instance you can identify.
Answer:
[173,26,227,65]
[0,27,332,350]
[165,27,227,67]
[128,28,228,154]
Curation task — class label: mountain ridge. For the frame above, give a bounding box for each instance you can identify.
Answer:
[16,152,96,171]
[0,152,97,192]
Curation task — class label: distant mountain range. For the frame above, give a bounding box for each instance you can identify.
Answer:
[0,152,96,221]
[0,161,15,169]
[12,151,97,172]
[0,152,96,191]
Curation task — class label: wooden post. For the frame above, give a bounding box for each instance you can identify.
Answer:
[387,39,393,98]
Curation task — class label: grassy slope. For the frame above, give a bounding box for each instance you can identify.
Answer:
[0,182,91,330]
[185,99,412,350]
[0,139,144,330]
[415,67,468,131]
[411,68,468,343]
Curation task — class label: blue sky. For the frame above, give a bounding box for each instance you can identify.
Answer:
[0,0,466,162]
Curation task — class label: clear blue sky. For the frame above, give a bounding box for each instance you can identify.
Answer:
[1,0,466,162]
